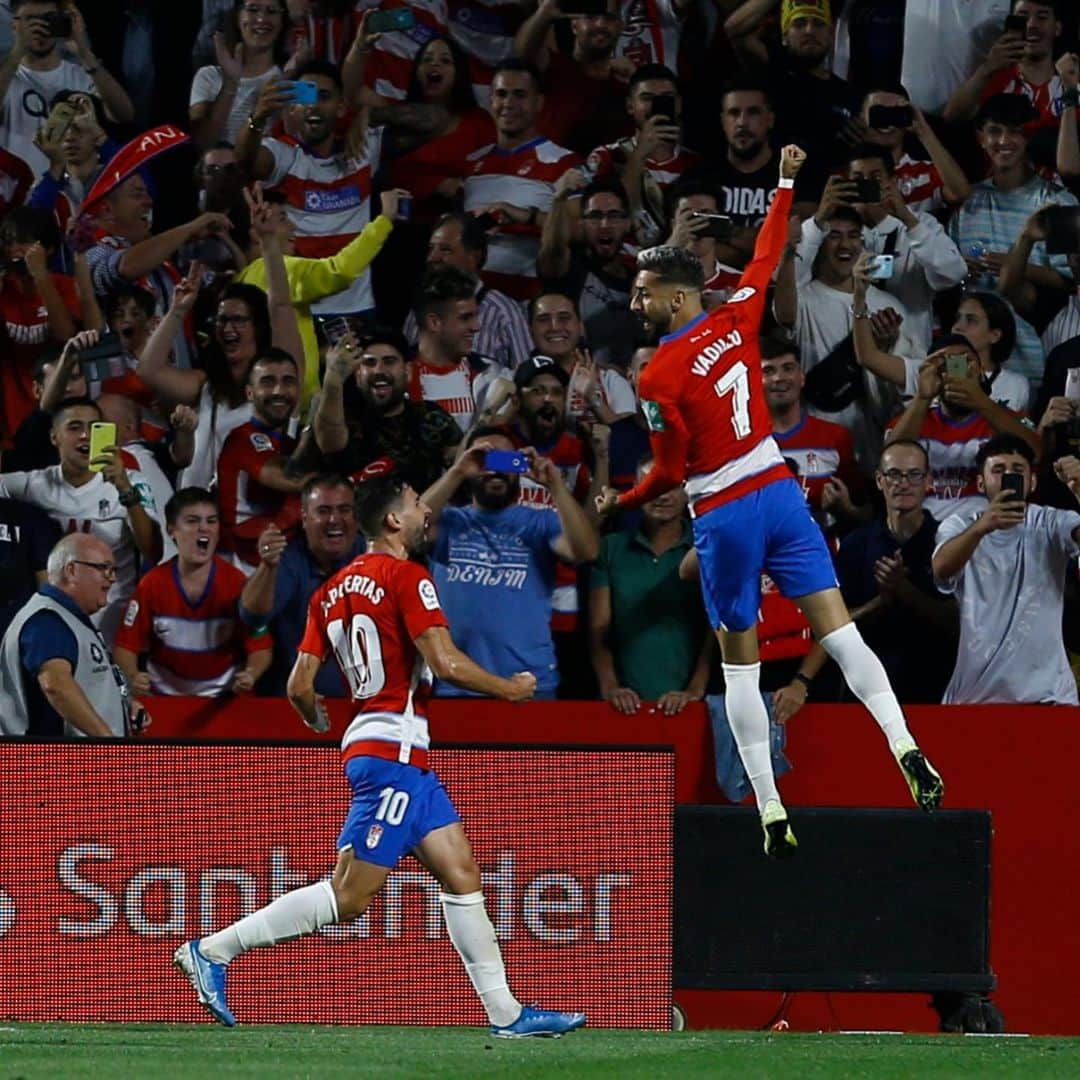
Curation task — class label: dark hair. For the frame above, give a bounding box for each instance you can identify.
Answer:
[51,396,101,427]
[974,434,1036,470]
[719,75,773,110]
[847,142,896,176]
[959,290,1017,369]
[413,263,479,321]
[975,93,1038,131]
[1013,0,1060,16]
[823,204,863,229]
[491,57,543,93]
[12,0,60,11]
[360,324,411,361]
[0,205,60,251]
[465,423,515,449]
[165,486,219,527]
[759,331,800,362]
[105,283,156,320]
[635,245,705,291]
[406,36,476,115]
[293,58,343,93]
[206,283,273,402]
[224,0,290,65]
[527,290,581,324]
[860,83,913,110]
[627,63,678,96]
[432,211,488,264]
[582,178,630,214]
[666,178,723,221]
[49,88,109,132]
[355,470,408,540]
[878,438,930,471]
[248,346,300,379]
[301,472,355,505]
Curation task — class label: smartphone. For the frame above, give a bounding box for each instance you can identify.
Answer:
[1065,367,1080,402]
[288,80,320,105]
[1004,13,1027,33]
[483,449,529,474]
[865,253,894,280]
[562,0,610,14]
[473,211,500,232]
[650,93,677,121]
[78,332,125,382]
[689,211,734,241]
[867,104,913,130]
[88,422,117,471]
[39,10,73,37]
[1000,472,1025,501]
[943,352,969,379]
[1044,205,1080,255]
[397,195,412,221]
[851,177,883,203]
[367,8,416,33]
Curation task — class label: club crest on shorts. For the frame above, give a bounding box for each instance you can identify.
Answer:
[365,824,383,849]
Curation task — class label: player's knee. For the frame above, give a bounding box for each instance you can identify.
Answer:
[436,856,482,896]
[331,878,379,921]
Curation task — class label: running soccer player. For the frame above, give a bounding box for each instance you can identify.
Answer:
[174,468,586,1038]
[597,143,943,858]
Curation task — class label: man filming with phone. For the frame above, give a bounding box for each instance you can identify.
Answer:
[932,434,1080,705]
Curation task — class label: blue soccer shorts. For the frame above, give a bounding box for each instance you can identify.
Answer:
[338,755,461,868]
[693,478,838,633]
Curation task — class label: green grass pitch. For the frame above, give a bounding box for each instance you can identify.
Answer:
[3,1025,1079,1078]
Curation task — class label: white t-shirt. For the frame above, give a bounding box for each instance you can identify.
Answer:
[189,65,281,146]
[180,381,252,492]
[935,503,1080,705]
[902,0,1011,115]
[0,58,94,176]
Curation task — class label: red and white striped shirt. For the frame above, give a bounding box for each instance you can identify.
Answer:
[894,151,947,215]
[115,556,270,696]
[773,410,861,511]
[586,139,702,194]
[464,136,580,299]
[263,128,384,314]
[616,0,682,72]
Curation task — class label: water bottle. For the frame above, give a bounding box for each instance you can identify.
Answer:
[968,240,989,260]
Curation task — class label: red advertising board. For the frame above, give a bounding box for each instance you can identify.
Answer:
[0,744,673,1028]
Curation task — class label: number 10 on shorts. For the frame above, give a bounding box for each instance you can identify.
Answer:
[376,786,410,826]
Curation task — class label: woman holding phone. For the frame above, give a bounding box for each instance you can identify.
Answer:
[190,0,292,147]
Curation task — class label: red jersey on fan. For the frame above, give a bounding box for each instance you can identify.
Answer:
[617,180,796,515]
[981,66,1063,132]
[115,556,271,696]
[0,147,33,215]
[757,573,813,662]
[299,551,449,767]
[773,410,862,511]
[216,420,301,569]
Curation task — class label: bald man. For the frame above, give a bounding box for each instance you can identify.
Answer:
[0,533,144,737]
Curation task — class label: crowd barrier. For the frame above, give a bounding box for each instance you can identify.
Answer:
[7,697,1078,1034]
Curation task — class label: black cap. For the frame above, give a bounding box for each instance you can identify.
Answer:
[513,354,570,390]
[932,332,976,354]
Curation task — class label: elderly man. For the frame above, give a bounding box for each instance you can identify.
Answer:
[0,532,139,737]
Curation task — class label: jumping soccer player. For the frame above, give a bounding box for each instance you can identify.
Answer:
[597,143,943,858]
[174,468,586,1037]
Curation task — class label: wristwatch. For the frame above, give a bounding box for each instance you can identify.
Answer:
[118,488,141,508]
[1059,87,1080,110]
[793,672,813,693]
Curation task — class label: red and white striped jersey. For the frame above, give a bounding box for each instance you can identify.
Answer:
[618,180,796,516]
[615,0,682,71]
[774,410,861,511]
[216,420,301,570]
[263,129,384,314]
[408,356,482,430]
[300,551,449,767]
[758,572,813,662]
[586,139,702,194]
[115,556,270,696]
[981,65,1063,133]
[894,152,947,215]
[464,136,580,299]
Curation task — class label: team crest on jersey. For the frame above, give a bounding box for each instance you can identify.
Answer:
[123,600,138,627]
[727,287,757,304]
[641,399,665,432]
[98,499,110,518]
[365,824,383,849]
[250,432,274,453]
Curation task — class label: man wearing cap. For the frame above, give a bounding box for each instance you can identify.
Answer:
[723,0,860,197]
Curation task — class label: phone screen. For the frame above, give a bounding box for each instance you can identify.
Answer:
[944,353,969,379]
[483,449,529,474]
[88,422,117,472]
[1000,472,1025,500]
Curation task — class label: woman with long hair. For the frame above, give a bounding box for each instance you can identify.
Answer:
[190,0,292,147]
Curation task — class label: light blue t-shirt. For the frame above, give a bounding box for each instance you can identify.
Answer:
[432,504,563,698]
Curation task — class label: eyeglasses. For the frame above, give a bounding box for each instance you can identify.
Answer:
[71,560,118,579]
[216,314,253,327]
[879,469,927,485]
[582,211,630,222]
[241,3,284,16]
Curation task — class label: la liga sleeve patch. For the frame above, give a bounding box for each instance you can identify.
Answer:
[641,399,666,433]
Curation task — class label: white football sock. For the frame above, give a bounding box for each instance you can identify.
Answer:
[441,891,521,1027]
[820,622,912,749]
[722,662,780,811]
[200,880,339,965]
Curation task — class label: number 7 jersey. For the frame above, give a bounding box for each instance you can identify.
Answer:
[618,179,796,519]
[299,552,449,769]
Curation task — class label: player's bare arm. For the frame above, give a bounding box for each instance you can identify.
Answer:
[286,651,331,731]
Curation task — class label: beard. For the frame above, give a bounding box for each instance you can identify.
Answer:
[785,42,828,70]
[521,402,563,444]
[730,136,766,161]
[360,385,405,413]
[472,474,520,510]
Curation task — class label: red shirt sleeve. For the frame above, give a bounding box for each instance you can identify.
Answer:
[734,181,795,325]
[114,574,155,654]
[298,586,331,659]
[616,376,691,511]
[394,561,450,641]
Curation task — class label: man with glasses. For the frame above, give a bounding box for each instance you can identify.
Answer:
[836,439,958,703]
[0,395,162,648]
[538,178,639,370]
[0,531,143,736]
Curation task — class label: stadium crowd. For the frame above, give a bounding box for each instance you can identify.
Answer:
[2,0,1080,739]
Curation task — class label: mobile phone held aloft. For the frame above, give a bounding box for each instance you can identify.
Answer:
[943,351,969,379]
[484,449,529,474]
[1043,205,1080,255]
[850,177,882,204]
[865,253,894,280]
[88,422,117,472]
[367,8,416,33]
[867,104,913,131]
[689,211,734,241]
[286,80,320,105]
[562,0,609,14]
[1000,472,1025,501]
[1004,13,1027,33]
[649,93,677,121]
